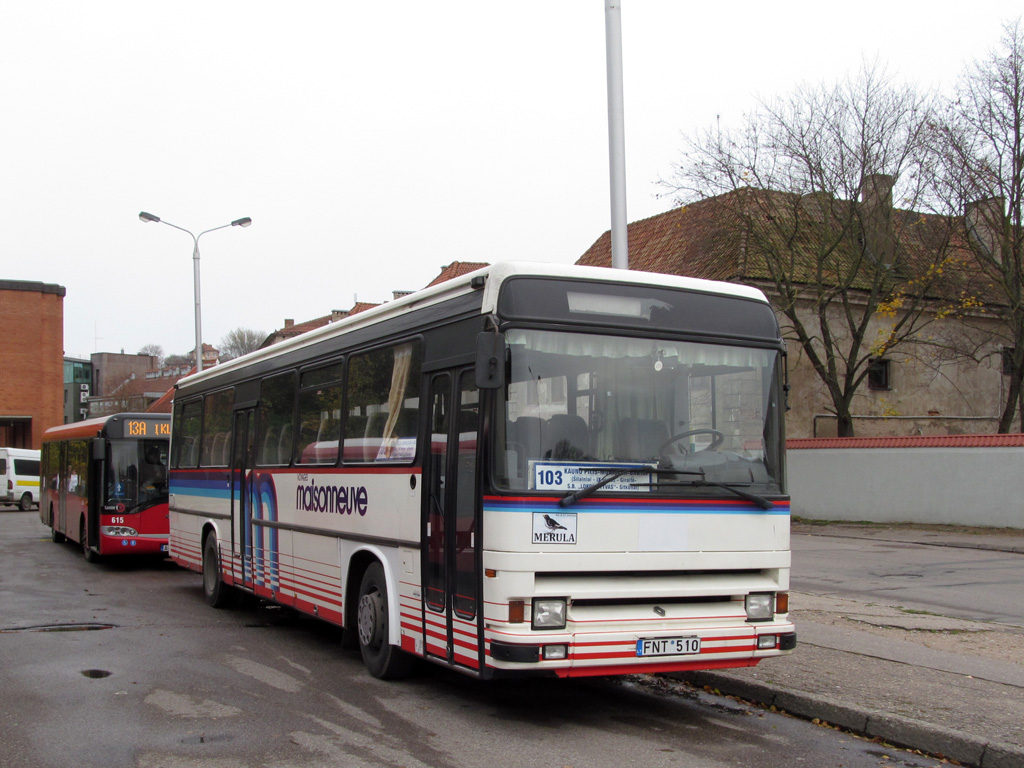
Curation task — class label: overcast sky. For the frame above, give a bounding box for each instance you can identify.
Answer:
[2,1,1020,360]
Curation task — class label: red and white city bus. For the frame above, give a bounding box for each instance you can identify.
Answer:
[41,413,171,561]
[169,262,795,679]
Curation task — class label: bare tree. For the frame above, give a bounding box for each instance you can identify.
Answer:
[661,64,971,437]
[137,343,164,365]
[219,327,266,361]
[927,19,1024,432]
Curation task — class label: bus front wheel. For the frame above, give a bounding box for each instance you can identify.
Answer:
[202,535,238,609]
[81,519,99,563]
[356,562,414,680]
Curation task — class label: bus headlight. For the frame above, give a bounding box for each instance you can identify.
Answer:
[745,593,774,621]
[532,598,567,630]
[102,525,139,537]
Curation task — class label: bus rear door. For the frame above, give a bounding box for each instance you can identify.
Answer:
[231,408,257,588]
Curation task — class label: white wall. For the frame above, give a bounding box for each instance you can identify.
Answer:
[787,446,1024,529]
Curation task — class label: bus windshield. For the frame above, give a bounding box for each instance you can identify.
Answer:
[496,329,784,495]
[106,439,169,510]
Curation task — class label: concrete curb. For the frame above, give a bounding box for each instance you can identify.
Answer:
[671,670,1024,768]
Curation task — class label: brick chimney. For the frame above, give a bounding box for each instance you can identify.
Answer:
[965,197,1005,264]
[859,174,896,266]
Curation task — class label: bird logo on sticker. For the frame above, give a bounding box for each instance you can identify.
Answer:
[543,514,567,531]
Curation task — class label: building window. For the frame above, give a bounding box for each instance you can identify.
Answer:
[868,358,890,390]
[1002,348,1015,377]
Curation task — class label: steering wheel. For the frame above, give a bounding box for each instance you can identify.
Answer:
[658,429,725,454]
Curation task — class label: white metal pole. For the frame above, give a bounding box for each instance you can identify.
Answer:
[605,0,628,270]
[192,238,203,373]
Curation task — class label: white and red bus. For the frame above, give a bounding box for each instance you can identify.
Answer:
[41,413,171,561]
[169,262,795,679]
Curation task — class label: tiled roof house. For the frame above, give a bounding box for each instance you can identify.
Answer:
[425,261,490,287]
[577,184,1007,438]
[577,185,993,305]
[262,262,490,348]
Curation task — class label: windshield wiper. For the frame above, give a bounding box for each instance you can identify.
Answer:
[649,470,775,510]
[558,467,651,507]
[559,466,776,510]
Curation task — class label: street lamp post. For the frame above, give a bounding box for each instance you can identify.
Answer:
[139,211,251,373]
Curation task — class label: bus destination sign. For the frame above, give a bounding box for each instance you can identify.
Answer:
[123,419,171,438]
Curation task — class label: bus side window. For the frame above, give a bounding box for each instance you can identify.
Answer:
[257,371,298,466]
[200,389,234,467]
[173,400,203,469]
[344,341,421,464]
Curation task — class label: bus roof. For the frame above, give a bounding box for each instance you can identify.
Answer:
[42,412,170,442]
[178,261,772,390]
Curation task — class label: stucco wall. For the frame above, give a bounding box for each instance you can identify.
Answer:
[781,303,1008,439]
[787,438,1024,529]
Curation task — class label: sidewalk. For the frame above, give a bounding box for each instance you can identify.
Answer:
[672,522,1024,768]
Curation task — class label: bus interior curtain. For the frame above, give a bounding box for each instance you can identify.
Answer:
[380,343,413,457]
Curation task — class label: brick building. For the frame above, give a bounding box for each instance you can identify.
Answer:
[0,279,65,448]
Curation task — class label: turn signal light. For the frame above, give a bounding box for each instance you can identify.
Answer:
[508,600,525,623]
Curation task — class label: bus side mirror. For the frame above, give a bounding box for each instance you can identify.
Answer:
[475,331,505,389]
[91,437,106,461]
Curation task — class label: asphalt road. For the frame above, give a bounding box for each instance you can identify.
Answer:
[791,532,1024,626]
[1,509,952,768]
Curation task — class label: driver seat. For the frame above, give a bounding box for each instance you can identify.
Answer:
[617,418,670,461]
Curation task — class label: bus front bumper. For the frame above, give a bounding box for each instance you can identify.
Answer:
[486,622,796,677]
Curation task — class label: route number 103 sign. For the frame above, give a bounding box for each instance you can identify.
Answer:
[531,462,652,493]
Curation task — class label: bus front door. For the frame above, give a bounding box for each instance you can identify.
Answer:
[423,368,481,670]
[57,442,68,536]
[230,409,256,587]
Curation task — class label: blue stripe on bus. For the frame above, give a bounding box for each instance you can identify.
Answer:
[484,499,790,515]
[173,486,232,500]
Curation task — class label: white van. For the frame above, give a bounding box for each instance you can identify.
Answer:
[1,447,41,511]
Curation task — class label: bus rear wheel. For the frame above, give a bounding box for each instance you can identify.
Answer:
[19,493,32,511]
[49,507,65,543]
[356,562,414,680]
[202,535,239,609]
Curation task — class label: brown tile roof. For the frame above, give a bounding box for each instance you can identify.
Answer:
[146,366,197,413]
[108,375,174,398]
[577,196,743,282]
[347,302,379,316]
[261,315,334,348]
[283,315,334,337]
[263,263,491,347]
[577,189,996,306]
[425,261,490,287]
